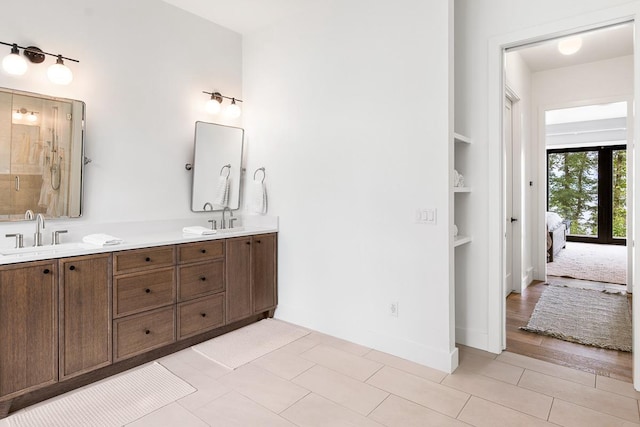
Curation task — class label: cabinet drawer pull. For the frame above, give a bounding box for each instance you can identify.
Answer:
[201,249,207,254]
[145,257,151,262]
[145,329,150,335]
[69,265,76,271]
[43,268,50,274]
[145,288,151,293]
[256,240,261,243]
[200,276,206,281]
[200,313,207,318]
[245,241,251,245]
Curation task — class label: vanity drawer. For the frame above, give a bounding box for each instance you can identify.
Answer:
[113,306,175,362]
[178,293,225,339]
[178,240,224,264]
[113,267,176,318]
[113,246,175,275]
[178,260,224,302]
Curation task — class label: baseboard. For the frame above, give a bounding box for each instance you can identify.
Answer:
[521,267,534,289]
[275,304,459,373]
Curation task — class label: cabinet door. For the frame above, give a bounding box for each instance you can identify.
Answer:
[226,237,252,323]
[252,234,277,314]
[59,254,112,380]
[0,261,58,399]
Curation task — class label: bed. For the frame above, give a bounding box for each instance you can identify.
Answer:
[546,212,568,262]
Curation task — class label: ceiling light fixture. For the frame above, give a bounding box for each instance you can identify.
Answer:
[0,41,78,84]
[558,36,583,55]
[202,91,243,118]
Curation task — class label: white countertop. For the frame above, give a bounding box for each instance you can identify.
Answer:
[0,215,278,266]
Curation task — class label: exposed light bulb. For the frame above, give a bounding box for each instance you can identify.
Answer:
[225,98,241,119]
[558,36,583,55]
[27,112,37,122]
[12,110,22,120]
[2,44,27,76]
[47,55,73,85]
[205,97,221,114]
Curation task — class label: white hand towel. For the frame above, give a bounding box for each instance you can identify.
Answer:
[82,233,123,246]
[183,226,217,235]
[213,176,230,207]
[249,181,267,214]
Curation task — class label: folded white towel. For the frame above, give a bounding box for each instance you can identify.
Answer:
[183,226,217,235]
[214,176,230,207]
[82,233,124,246]
[249,181,267,214]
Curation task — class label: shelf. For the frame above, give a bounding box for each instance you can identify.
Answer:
[454,235,472,247]
[454,133,472,144]
[453,187,471,193]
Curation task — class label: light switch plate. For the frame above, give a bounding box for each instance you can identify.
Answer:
[415,208,436,225]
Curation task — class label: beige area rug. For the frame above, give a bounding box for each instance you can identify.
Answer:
[7,362,195,427]
[193,318,310,369]
[546,242,626,285]
[521,285,632,352]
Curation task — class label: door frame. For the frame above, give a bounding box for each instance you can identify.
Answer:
[487,4,640,388]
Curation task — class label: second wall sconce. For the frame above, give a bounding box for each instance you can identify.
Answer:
[1,41,78,85]
[203,91,243,118]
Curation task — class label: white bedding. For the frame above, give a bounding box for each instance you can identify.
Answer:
[546,212,563,231]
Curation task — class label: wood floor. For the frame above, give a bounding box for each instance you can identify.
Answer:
[506,280,633,383]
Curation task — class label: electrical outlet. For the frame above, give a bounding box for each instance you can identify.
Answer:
[389,301,399,317]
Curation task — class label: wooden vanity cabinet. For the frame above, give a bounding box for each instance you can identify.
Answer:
[58,254,112,381]
[226,233,277,323]
[177,240,225,339]
[0,261,58,400]
[0,232,277,418]
[112,247,177,362]
[252,234,277,314]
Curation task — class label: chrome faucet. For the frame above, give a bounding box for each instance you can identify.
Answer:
[221,207,234,229]
[24,209,34,220]
[203,202,213,211]
[34,213,45,246]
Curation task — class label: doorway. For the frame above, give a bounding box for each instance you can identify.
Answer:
[502,23,634,380]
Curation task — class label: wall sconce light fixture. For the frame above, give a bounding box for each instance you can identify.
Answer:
[0,41,78,85]
[202,91,243,118]
[12,107,39,124]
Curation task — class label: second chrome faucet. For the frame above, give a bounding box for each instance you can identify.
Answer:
[34,213,46,247]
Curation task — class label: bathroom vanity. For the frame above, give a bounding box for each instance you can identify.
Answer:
[0,228,277,418]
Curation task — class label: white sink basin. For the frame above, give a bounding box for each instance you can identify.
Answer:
[0,242,91,257]
[216,226,245,234]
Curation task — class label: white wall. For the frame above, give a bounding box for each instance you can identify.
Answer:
[455,0,638,352]
[0,0,242,236]
[531,55,634,279]
[243,0,458,371]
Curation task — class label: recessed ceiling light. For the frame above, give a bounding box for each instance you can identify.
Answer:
[558,36,583,55]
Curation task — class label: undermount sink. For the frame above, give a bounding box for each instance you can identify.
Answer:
[0,242,91,257]
[216,226,245,234]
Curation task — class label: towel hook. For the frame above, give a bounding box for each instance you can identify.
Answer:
[253,167,266,183]
[219,164,231,178]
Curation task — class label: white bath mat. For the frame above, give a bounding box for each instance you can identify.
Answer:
[7,362,195,427]
[193,319,310,369]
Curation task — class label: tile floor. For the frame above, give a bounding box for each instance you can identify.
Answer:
[3,324,640,426]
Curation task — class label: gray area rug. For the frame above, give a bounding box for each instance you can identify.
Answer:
[521,285,632,352]
[547,242,626,285]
